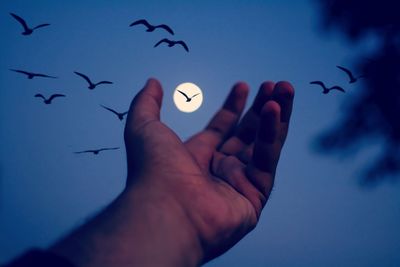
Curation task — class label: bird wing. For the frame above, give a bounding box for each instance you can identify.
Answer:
[330,86,345,93]
[336,65,354,80]
[34,93,45,100]
[130,19,151,28]
[177,90,190,101]
[74,71,92,85]
[310,81,325,88]
[98,147,120,152]
[176,41,189,52]
[154,38,169,47]
[191,93,200,99]
[10,13,29,31]
[74,150,95,154]
[33,23,50,30]
[48,94,66,101]
[156,24,174,35]
[9,69,31,76]
[35,73,57,78]
[101,105,119,116]
[96,81,113,85]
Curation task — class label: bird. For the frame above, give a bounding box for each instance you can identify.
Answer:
[35,93,65,104]
[9,69,57,79]
[177,90,200,102]
[100,105,128,121]
[129,19,174,35]
[336,65,365,83]
[10,13,50,35]
[74,147,120,155]
[154,38,189,52]
[310,81,345,94]
[74,72,113,90]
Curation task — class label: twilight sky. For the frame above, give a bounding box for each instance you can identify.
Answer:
[1,1,399,266]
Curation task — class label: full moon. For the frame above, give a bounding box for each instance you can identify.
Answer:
[173,82,203,113]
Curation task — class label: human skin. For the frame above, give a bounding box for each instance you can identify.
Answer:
[50,78,295,267]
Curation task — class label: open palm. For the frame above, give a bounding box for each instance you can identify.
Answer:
[124,79,294,263]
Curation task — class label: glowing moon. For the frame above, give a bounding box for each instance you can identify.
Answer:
[173,82,203,113]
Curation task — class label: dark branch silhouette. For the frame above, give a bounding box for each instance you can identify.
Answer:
[315,0,400,185]
[10,13,50,35]
[100,105,128,121]
[9,69,57,79]
[310,81,345,94]
[74,71,113,90]
[154,38,189,52]
[74,147,120,155]
[129,19,174,35]
[336,65,364,83]
[35,93,65,104]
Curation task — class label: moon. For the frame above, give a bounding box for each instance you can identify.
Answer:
[173,82,203,113]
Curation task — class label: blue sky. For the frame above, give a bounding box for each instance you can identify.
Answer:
[1,1,399,266]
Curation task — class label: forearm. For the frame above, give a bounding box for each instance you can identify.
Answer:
[50,184,203,267]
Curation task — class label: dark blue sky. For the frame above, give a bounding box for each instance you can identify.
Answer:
[1,1,399,266]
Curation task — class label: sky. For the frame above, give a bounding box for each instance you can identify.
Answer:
[1,1,399,266]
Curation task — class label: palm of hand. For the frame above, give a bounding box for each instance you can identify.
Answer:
[125,79,294,262]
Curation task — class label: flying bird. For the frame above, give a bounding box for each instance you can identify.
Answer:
[74,72,113,90]
[177,90,200,102]
[10,13,50,35]
[9,69,57,79]
[129,19,174,35]
[74,147,120,155]
[35,93,65,104]
[100,105,128,121]
[154,38,189,52]
[336,65,365,83]
[310,81,345,94]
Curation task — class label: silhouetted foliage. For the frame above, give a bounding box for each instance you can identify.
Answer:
[315,0,400,185]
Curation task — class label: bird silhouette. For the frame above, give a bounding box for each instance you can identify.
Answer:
[9,69,57,79]
[154,38,189,52]
[336,65,365,83]
[35,93,65,104]
[74,147,120,155]
[10,13,50,35]
[100,105,128,121]
[74,72,113,90]
[129,19,174,35]
[310,81,345,94]
[177,90,200,102]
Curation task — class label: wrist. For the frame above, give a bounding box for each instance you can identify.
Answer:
[122,184,204,266]
[50,182,203,267]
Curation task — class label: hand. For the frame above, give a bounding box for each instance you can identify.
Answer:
[124,78,294,263]
[49,78,294,267]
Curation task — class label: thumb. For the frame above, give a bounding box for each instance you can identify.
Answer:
[126,78,163,132]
